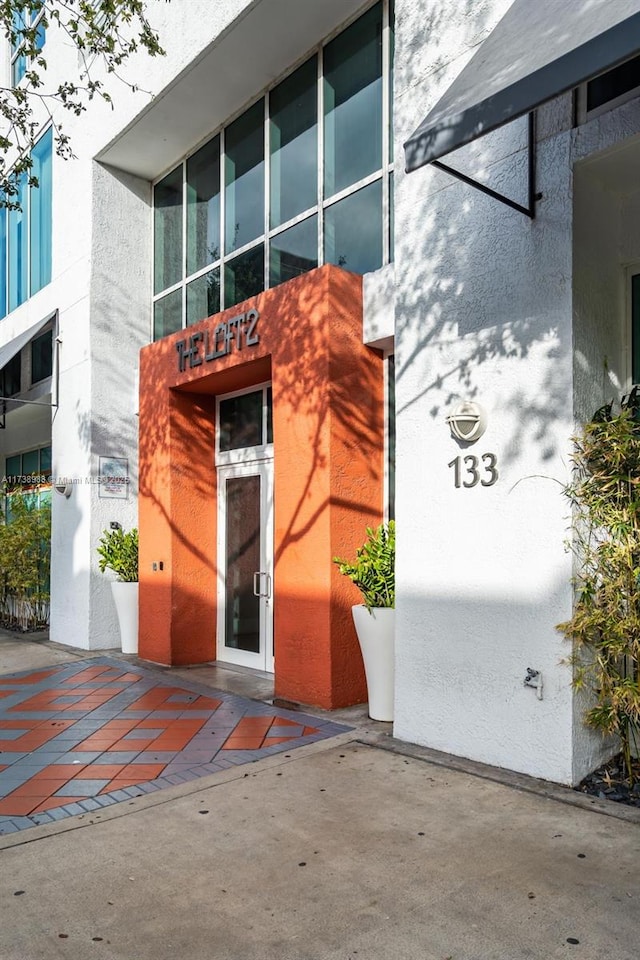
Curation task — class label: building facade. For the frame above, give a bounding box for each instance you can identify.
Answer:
[1,0,639,784]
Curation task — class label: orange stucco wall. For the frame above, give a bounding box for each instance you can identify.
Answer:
[138,265,384,709]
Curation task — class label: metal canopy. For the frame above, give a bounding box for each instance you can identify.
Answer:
[0,315,54,428]
[404,0,640,173]
[0,316,50,372]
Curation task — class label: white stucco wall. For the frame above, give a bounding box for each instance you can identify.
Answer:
[393,0,581,784]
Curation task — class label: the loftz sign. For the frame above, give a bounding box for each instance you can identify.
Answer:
[176,308,259,372]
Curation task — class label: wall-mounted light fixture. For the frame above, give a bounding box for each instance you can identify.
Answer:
[446,400,487,443]
[53,482,72,498]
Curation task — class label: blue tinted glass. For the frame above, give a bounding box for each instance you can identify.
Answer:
[0,204,6,320]
[324,3,382,197]
[12,52,26,85]
[40,445,52,474]
[35,20,45,50]
[30,127,52,295]
[6,454,21,478]
[22,449,39,476]
[270,57,317,228]
[324,180,382,275]
[8,172,28,311]
[225,100,264,254]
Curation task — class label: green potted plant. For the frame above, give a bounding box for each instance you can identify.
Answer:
[97,527,139,654]
[334,521,395,721]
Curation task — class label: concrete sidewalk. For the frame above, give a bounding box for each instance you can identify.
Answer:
[1,631,639,960]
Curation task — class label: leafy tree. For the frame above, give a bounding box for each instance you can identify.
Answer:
[557,394,640,784]
[0,487,51,628]
[0,0,164,206]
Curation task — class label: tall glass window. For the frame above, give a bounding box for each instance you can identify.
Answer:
[30,126,52,295]
[270,56,318,228]
[187,135,220,274]
[0,128,53,318]
[225,100,265,254]
[8,173,28,313]
[11,6,45,88]
[324,3,382,197]
[154,166,182,295]
[152,0,393,341]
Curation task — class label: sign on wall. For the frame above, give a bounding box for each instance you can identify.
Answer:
[98,457,129,499]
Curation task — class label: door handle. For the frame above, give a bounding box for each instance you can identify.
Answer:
[253,572,271,598]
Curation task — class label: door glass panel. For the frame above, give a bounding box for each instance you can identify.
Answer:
[219,390,263,451]
[225,475,261,653]
[266,387,273,444]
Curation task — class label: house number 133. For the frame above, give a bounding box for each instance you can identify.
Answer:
[448,453,499,488]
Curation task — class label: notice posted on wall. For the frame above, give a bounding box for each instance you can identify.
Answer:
[98,456,129,499]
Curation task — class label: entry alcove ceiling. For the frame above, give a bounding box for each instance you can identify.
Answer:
[98,0,369,182]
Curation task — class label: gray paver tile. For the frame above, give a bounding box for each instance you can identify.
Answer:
[60,802,86,816]
[78,798,101,812]
[54,780,110,797]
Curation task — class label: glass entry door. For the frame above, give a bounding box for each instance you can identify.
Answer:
[217,459,273,671]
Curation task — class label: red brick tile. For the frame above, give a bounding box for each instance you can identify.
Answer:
[30,765,84,780]
[31,796,77,814]
[303,726,319,736]
[0,795,48,816]
[0,719,39,729]
[72,764,125,779]
[12,779,68,797]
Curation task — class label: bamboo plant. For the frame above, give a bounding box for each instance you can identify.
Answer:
[557,392,640,784]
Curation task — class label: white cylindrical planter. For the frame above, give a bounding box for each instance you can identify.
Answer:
[352,605,395,721]
[111,582,139,654]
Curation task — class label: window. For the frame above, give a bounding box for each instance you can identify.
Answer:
[217,384,273,461]
[11,4,46,88]
[152,0,394,340]
[4,445,51,493]
[0,127,53,319]
[578,53,640,122]
[0,352,21,397]
[31,328,52,383]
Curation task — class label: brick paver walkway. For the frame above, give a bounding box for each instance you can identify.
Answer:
[0,658,349,835]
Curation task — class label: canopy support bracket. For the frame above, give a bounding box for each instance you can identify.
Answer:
[432,111,540,219]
